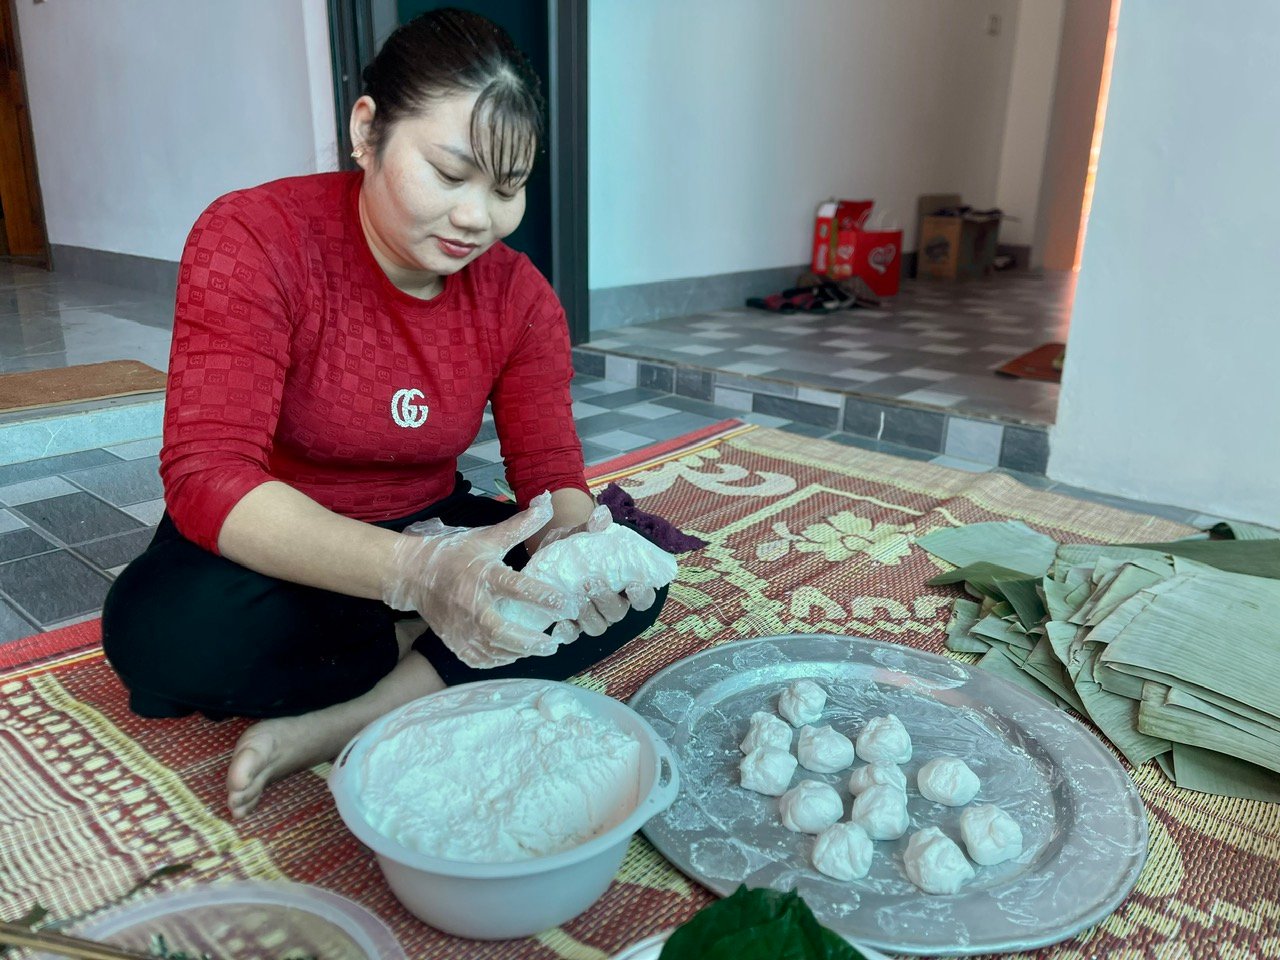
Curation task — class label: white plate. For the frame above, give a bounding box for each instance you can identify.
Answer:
[630,635,1148,956]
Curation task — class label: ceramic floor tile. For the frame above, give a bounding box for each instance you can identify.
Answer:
[614,402,681,420]
[11,492,144,545]
[122,498,166,526]
[831,368,891,383]
[589,429,653,452]
[64,455,163,507]
[0,476,81,506]
[104,437,164,460]
[929,455,995,473]
[0,596,37,644]
[736,345,787,356]
[898,390,966,408]
[466,439,502,463]
[719,361,778,375]
[576,410,647,436]
[75,527,156,571]
[583,387,666,409]
[0,527,57,562]
[0,550,112,626]
[0,449,123,488]
[572,400,609,419]
[0,509,24,535]
[629,412,720,440]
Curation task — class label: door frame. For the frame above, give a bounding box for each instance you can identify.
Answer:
[0,0,49,265]
[326,0,589,344]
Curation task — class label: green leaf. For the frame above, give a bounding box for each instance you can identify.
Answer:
[658,886,868,960]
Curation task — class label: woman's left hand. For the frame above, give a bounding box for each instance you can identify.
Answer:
[537,505,656,643]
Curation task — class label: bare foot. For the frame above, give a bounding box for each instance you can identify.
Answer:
[224,653,445,818]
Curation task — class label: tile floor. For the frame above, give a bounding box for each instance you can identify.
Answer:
[0,265,1215,648]
[583,271,1074,426]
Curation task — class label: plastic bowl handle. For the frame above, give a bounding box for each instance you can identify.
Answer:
[647,738,681,812]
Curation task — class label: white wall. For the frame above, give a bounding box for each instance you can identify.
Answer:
[17,0,338,263]
[1050,0,1280,526]
[994,0,1064,250]
[588,0,1020,290]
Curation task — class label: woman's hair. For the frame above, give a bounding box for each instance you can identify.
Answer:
[360,7,545,187]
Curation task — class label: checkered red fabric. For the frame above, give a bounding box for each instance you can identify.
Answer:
[161,172,586,553]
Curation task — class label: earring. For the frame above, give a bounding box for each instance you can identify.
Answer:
[351,146,365,160]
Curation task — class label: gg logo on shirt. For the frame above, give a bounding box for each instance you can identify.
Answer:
[390,388,429,428]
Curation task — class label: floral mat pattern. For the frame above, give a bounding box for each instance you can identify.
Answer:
[2,423,1278,959]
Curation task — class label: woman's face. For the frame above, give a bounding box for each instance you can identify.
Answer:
[352,91,530,288]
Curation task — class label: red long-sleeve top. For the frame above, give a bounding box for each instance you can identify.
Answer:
[160,172,587,554]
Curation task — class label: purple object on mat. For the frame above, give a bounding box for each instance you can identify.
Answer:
[597,483,707,554]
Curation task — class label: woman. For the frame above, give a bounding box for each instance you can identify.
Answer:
[102,9,667,819]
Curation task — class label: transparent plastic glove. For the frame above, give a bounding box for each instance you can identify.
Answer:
[380,491,576,669]
[537,505,659,645]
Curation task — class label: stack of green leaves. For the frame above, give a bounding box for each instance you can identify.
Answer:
[658,886,869,960]
[917,519,1280,802]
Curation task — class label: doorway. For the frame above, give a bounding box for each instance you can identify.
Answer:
[327,0,588,342]
[0,0,48,266]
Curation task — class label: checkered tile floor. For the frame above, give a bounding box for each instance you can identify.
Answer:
[0,265,1214,648]
[585,271,1073,425]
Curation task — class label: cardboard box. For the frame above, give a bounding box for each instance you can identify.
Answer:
[810,199,901,295]
[917,195,1002,280]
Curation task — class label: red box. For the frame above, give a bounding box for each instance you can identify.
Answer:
[810,199,901,296]
[811,199,872,277]
[850,228,902,296]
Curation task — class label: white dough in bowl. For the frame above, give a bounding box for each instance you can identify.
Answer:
[960,804,1023,865]
[855,714,912,764]
[778,680,826,727]
[739,746,797,796]
[849,783,909,840]
[494,524,678,634]
[848,761,907,796]
[779,779,844,834]
[917,756,981,806]
[812,821,873,881]
[903,827,975,895]
[796,724,856,773]
[740,711,793,755]
[358,688,640,862]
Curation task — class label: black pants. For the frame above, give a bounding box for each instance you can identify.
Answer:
[101,476,667,720]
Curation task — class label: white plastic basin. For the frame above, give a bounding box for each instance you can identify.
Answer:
[329,678,679,940]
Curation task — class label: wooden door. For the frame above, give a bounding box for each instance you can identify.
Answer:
[0,0,47,261]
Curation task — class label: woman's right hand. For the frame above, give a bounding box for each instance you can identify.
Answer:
[379,492,575,668]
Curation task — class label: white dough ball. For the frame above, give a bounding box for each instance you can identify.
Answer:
[917,757,981,806]
[739,746,798,796]
[778,680,827,727]
[848,761,907,796]
[849,783,909,840]
[779,779,844,834]
[812,822,873,881]
[903,827,975,895]
[960,804,1023,866]
[855,714,912,763]
[740,711,793,755]
[796,724,856,774]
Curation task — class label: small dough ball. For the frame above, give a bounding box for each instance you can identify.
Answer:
[779,680,827,727]
[960,804,1023,866]
[779,779,843,834]
[855,714,912,763]
[740,747,798,796]
[796,724,856,774]
[740,711,793,755]
[812,822,873,881]
[848,761,907,796]
[849,783,909,840]
[917,757,981,806]
[904,827,975,895]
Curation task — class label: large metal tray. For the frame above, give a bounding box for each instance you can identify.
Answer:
[630,634,1148,956]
